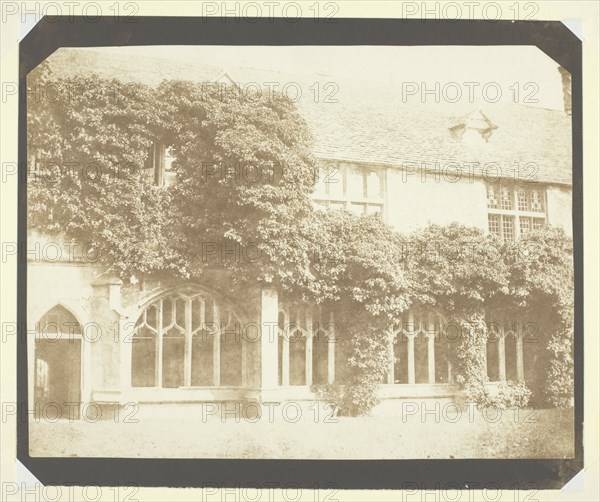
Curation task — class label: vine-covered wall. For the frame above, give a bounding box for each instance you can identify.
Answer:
[28,68,575,414]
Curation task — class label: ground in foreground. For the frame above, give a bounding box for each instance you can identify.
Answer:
[29,404,574,459]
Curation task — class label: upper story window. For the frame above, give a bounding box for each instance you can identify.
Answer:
[29,153,42,180]
[144,143,176,187]
[313,163,385,218]
[163,147,177,186]
[487,183,547,240]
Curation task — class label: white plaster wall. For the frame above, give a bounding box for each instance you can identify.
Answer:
[26,233,105,408]
[546,185,573,237]
[385,168,489,233]
[27,262,103,328]
[26,230,105,326]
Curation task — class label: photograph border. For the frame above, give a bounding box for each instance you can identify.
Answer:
[17,16,583,489]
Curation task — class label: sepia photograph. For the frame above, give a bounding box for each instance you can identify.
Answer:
[23,41,577,463]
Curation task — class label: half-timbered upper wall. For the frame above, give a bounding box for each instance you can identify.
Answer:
[311,160,573,237]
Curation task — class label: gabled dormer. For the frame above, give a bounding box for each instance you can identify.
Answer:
[449,109,498,144]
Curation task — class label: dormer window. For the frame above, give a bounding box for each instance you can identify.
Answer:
[449,110,498,144]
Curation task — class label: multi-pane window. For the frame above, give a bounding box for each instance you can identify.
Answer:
[502,216,515,241]
[313,163,385,218]
[487,184,547,240]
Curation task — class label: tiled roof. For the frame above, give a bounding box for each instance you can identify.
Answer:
[40,48,573,186]
[298,94,572,186]
[41,48,223,86]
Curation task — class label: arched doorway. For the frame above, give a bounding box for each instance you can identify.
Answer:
[34,305,83,420]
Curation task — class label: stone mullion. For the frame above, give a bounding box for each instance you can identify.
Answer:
[498,326,506,381]
[407,311,416,384]
[259,288,279,392]
[516,326,525,382]
[213,302,221,386]
[327,311,335,384]
[427,314,436,384]
[513,187,521,240]
[305,309,313,386]
[282,309,290,386]
[194,298,205,386]
[156,300,163,388]
[183,298,192,387]
[241,324,247,387]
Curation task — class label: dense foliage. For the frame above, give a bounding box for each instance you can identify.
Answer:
[28,63,172,276]
[501,228,575,407]
[28,70,574,414]
[475,381,532,410]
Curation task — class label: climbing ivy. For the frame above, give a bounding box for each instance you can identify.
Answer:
[500,227,575,407]
[27,70,172,277]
